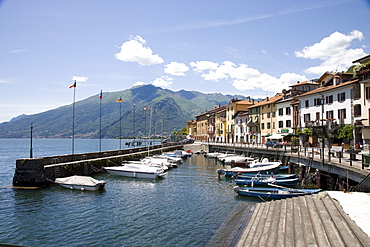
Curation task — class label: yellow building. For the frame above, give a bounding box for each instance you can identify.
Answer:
[225,97,254,143]
[248,94,283,144]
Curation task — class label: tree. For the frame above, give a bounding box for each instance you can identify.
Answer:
[333,125,353,141]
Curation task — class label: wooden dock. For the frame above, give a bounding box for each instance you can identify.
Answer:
[230,192,370,247]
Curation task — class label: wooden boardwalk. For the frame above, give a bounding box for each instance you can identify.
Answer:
[233,192,370,247]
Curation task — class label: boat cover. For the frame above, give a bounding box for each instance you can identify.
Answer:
[55,175,106,186]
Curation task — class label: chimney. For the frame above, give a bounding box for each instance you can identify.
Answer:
[252,99,255,104]
[266,97,269,101]
[333,75,340,86]
[246,96,250,102]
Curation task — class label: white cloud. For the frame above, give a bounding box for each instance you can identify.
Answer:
[164,62,189,76]
[151,76,173,88]
[133,81,146,87]
[9,49,27,53]
[71,76,88,82]
[115,35,164,66]
[190,61,219,72]
[295,30,367,74]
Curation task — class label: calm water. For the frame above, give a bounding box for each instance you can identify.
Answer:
[0,139,251,247]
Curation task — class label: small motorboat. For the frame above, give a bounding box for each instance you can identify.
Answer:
[235,173,297,180]
[234,177,300,187]
[55,175,106,191]
[234,186,322,200]
[217,163,280,177]
[104,163,167,179]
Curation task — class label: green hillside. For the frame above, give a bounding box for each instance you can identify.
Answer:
[0,85,245,138]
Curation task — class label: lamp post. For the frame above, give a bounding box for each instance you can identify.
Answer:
[320,94,325,166]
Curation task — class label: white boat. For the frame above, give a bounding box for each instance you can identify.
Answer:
[204,152,223,158]
[55,175,106,191]
[140,157,172,170]
[220,155,255,164]
[104,163,167,179]
[217,163,281,177]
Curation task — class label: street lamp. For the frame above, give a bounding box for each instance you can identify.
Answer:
[320,94,325,166]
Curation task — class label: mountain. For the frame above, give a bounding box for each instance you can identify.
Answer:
[0,85,246,138]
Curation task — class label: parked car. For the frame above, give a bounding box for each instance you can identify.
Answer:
[265,141,283,148]
[180,139,195,144]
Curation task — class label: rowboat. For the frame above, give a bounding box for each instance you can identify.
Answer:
[234,177,300,187]
[234,186,322,200]
[55,175,106,191]
[104,163,167,179]
[217,163,280,177]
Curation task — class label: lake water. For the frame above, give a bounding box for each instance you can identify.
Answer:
[0,139,252,247]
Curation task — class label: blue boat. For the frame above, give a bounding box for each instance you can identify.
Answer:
[236,173,297,180]
[234,186,322,200]
[235,177,300,187]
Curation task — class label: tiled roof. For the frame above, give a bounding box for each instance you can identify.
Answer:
[295,79,358,98]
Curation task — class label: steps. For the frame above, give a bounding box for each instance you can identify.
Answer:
[235,192,370,247]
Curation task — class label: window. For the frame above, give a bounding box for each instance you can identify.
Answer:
[261,123,265,129]
[354,105,361,117]
[286,107,291,115]
[278,108,283,116]
[286,120,291,127]
[326,95,333,104]
[273,122,275,129]
[272,112,275,117]
[337,92,345,102]
[305,100,309,107]
[261,113,264,119]
[279,121,284,128]
[304,113,311,123]
[314,98,321,106]
[326,110,334,119]
[267,112,270,118]
[267,122,271,129]
[316,112,320,120]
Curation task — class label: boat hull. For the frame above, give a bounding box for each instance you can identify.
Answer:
[218,163,281,177]
[235,177,299,187]
[104,167,166,179]
[57,183,105,191]
[234,186,322,200]
[55,175,106,191]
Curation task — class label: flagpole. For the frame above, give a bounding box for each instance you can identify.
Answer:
[72,80,76,155]
[99,90,102,153]
[133,103,136,146]
[162,113,164,148]
[119,98,122,150]
[144,107,147,147]
[148,107,152,156]
[30,122,33,158]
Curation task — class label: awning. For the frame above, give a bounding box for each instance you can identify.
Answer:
[266,133,287,140]
[261,134,272,137]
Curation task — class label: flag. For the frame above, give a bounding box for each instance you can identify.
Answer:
[99,90,103,99]
[143,107,147,111]
[117,98,122,102]
[69,81,76,88]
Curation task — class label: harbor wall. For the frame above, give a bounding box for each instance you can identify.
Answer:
[13,144,183,188]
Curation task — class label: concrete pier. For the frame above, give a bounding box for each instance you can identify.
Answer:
[13,143,182,188]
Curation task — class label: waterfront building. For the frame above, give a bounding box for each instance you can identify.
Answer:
[233,110,249,143]
[248,94,283,144]
[225,98,254,143]
[214,106,226,142]
[289,80,320,135]
[296,72,358,146]
[274,94,294,143]
[352,54,370,152]
[185,120,196,138]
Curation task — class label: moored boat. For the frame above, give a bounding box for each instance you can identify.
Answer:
[234,177,300,187]
[55,175,106,191]
[234,186,322,200]
[217,163,280,177]
[104,163,167,179]
[236,173,297,180]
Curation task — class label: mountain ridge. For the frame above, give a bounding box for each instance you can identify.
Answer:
[0,85,247,138]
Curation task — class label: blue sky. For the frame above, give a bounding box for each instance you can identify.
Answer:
[0,0,369,123]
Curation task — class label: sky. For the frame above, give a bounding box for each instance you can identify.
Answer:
[0,0,370,123]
